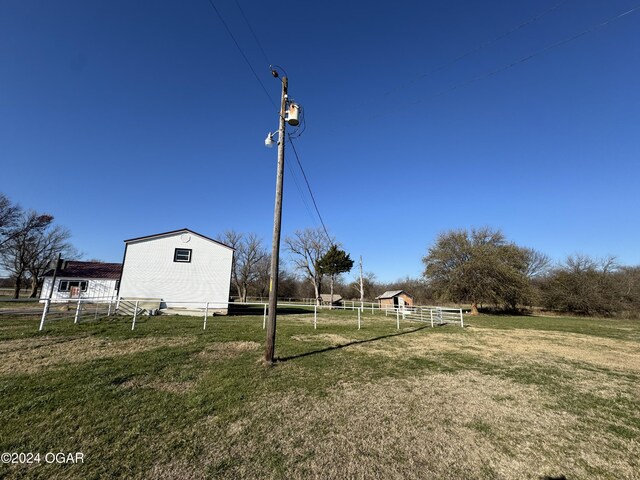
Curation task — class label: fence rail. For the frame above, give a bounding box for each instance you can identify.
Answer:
[1,296,465,332]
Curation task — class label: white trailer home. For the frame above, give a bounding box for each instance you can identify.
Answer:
[40,261,122,303]
[117,229,234,314]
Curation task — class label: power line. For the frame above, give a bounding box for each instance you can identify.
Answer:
[233,0,271,67]
[420,0,571,80]
[206,0,332,241]
[384,0,571,97]
[378,3,640,117]
[226,1,332,241]
[204,0,276,108]
[287,134,333,244]
[285,153,318,230]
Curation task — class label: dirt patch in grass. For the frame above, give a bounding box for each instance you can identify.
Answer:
[0,336,193,376]
[198,341,260,361]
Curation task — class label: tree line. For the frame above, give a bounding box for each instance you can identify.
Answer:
[221,225,640,318]
[422,227,640,318]
[218,227,354,305]
[4,190,636,318]
[0,193,78,298]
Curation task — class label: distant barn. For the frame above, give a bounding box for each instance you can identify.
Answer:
[319,293,343,306]
[375,290,414,310]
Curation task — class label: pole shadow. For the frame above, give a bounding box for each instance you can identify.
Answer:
[276,324,432,363]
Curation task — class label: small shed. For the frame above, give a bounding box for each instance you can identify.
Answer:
[376,290,414,310]
[118,228,233,313]
[319,293,343,306]
[40,261,122,303]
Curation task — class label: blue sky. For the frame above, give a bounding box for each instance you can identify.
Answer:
[1,0,639,282]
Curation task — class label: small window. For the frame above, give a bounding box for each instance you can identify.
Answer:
[174,248,192,263]
[58,280,88,292]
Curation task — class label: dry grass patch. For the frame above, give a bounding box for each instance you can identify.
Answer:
[119,376,197,394]
[0,336,194,376]
[148,370,639,479]
[355,328,640,374]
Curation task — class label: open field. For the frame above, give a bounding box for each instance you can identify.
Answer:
[1,309,638,479]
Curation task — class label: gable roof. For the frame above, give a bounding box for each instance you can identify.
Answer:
[375,290,413,300]
[319,293,343,302]
[44,261,122,279]
[123,228,234,250]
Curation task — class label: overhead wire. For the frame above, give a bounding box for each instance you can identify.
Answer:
[422,0,570,81]
[233,0,271,67]
[375,2,640,117]
[287,134,333,244]
[383,0,571,97]
[222,0,333,243]
[204,0,276,108]
[205,0,320,231]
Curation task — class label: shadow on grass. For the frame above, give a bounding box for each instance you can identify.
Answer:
[277,324,433,362]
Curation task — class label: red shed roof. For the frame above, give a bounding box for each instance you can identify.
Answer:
[44,261,122,279]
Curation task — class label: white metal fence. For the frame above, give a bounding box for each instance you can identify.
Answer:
[8,297,464,332]
[382,305,465,327]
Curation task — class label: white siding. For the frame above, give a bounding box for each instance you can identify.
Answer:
[40,277,119,303]
[118,232,233,310]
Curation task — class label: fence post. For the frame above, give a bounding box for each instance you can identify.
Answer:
[396,309,400,330]
[39,299,50,331]
[203,302,209,330]
[263,303,267,329]
[372,303,374,314]
[107,301,112,317]
[460,308,464,328]
[74,299,82,324]
[131,300,139,331]
[314,304,317,330]
[357,308,361,330]
[430,309,434,328]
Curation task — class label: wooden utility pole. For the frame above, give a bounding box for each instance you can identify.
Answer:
[264,76,288,364]
[359,255,364,311]
[48,253,62,301]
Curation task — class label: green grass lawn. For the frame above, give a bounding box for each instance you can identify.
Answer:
[1,309,638,479]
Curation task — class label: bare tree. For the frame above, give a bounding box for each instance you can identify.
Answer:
[541,254,621,316]
[1,211,56,298]
[0,193,21,247]
[350,271,378,301]
[254,254,272,298]
[218,230,268,302]
[26,225,77,297]
[521,247,552,279]
[284,227,332,305]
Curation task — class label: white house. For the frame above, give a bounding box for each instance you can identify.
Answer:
[117,228,234,313]
[40,261,123,303]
